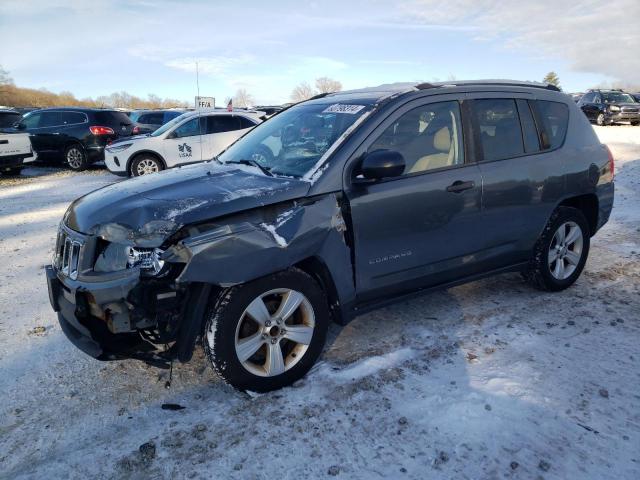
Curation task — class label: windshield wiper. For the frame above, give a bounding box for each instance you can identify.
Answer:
[226,159,273,177]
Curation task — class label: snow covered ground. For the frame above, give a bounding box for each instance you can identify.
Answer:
[0,126,638,479]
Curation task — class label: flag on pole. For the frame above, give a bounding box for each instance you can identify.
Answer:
[227,99,233,112]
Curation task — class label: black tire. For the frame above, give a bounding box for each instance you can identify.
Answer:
[203,268,329,392]
[631,121,640,126]
[65,144,87,171]
[596,113,609,126]
[1,166,23,176]
[524,206,590,292]
[130,154,164,177]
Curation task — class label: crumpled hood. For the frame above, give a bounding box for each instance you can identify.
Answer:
[64,162,310,247]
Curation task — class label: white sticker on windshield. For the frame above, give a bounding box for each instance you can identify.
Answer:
[322,104,366,114]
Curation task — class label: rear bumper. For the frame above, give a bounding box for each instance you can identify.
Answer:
[45,265,167,365]
[0,152,36,169]
[85,145,105,163]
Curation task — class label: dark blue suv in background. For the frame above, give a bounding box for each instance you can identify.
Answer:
[46,80,614,392]
[15,108,135,170]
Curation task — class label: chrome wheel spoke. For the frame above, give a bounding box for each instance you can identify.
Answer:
[554,224,566,245]
[265,342,285,376]
[565,225,581,245]
[276,290,304,321]
[548,249,559,265]
[236,333,264,362]
[245,296,271,325]
[565,250,581,266]
[283,325,314,345]
[553,258,565,278]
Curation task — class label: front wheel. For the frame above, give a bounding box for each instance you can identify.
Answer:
[203,268,329,392]
[596,113,608,126]
[130,154,163,176]
[65,145,87,171]
[631,121,640,126]
[524,206,590,292]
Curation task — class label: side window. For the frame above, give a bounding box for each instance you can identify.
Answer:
[60,112,86,125]
[21,112,42,129]
[172,117,202,138]
[472,99,524,162]
[238,116,256,129]
[594,94,602,104]
[139,113,164,124]
[535,101,569,150]
[580,93,593,104]
[164,111,182,123]
[207,116,240,134]
[39,112,62,128]
[367,100,464,175]
[516,100,540,153]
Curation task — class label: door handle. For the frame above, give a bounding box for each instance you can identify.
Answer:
[446,180,475,193]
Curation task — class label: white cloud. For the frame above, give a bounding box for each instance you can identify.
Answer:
[401,0,640,82]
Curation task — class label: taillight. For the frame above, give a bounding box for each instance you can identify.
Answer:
[605,144,614,179]
[89,126,115,135]
[132,125,140,134]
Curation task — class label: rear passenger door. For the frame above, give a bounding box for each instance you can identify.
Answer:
[468,95,567,268]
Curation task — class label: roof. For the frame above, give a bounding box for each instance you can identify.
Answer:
[312,79,562,104]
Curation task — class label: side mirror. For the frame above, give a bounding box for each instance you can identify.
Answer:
[166,130,177,139]
[14,122,26,130]
[356,149,405,182]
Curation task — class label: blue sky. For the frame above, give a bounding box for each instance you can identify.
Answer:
[1,0,638,105]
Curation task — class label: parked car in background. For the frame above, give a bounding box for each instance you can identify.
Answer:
[13,108,135,170]
[104,110,261,176]
[577,89,640,126]
[128,109,186,135]
[0,131,37,175]
[0,108,22,128]
[630,93,640,103]
[47,80,614,392]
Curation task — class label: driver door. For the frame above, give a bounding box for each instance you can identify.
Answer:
[163,116,204,167]
[345,97,484,301]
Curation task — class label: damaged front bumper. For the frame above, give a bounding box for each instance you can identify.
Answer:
[45,265,172,367]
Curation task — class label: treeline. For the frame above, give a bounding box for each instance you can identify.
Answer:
[0,66,188,109]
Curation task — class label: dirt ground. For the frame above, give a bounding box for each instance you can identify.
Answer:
[0,126,638,479]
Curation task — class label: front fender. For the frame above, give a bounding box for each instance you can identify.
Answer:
[167,193,356,309]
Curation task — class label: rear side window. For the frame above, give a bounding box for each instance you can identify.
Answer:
[60,112,86,125]
[472,99,524,161]
[138,112,164,125]
[94,111,132,125]
[206,115,242,134]
[39,112,62,128]
[535,101,569,150]
[238,116,256,129]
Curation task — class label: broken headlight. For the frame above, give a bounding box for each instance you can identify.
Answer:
[126,246,165,276]
[94,241,165,276]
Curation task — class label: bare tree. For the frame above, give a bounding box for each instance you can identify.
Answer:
[290,81,315,102]
[315,77,342,94]
[233,88,254,108]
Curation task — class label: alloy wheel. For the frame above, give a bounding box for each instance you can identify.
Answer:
[548,221,583,280]
[136,158,160,175]
[233,288,315,377]
[67,147,84,169]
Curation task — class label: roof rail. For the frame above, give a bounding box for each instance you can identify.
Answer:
[417,80,561,92]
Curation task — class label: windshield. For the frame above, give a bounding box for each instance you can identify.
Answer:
[150,112,193,137]
[218,102,372,178]
[602,92,635,103]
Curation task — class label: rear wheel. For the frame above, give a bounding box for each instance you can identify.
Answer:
[631,121,640,126]
[65,144,87,171]
[524,207,590,291]
[130,154,163,176]
[203,268,329,392]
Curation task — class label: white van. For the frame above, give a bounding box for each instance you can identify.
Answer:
[104,110,262,176]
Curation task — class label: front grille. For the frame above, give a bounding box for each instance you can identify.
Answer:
[55,227,85,280]
[621,107,639,113]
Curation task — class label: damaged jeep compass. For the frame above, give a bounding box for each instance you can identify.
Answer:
[46,81,614,392]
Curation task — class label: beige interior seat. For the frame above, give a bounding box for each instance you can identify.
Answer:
[408,126,454,173]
